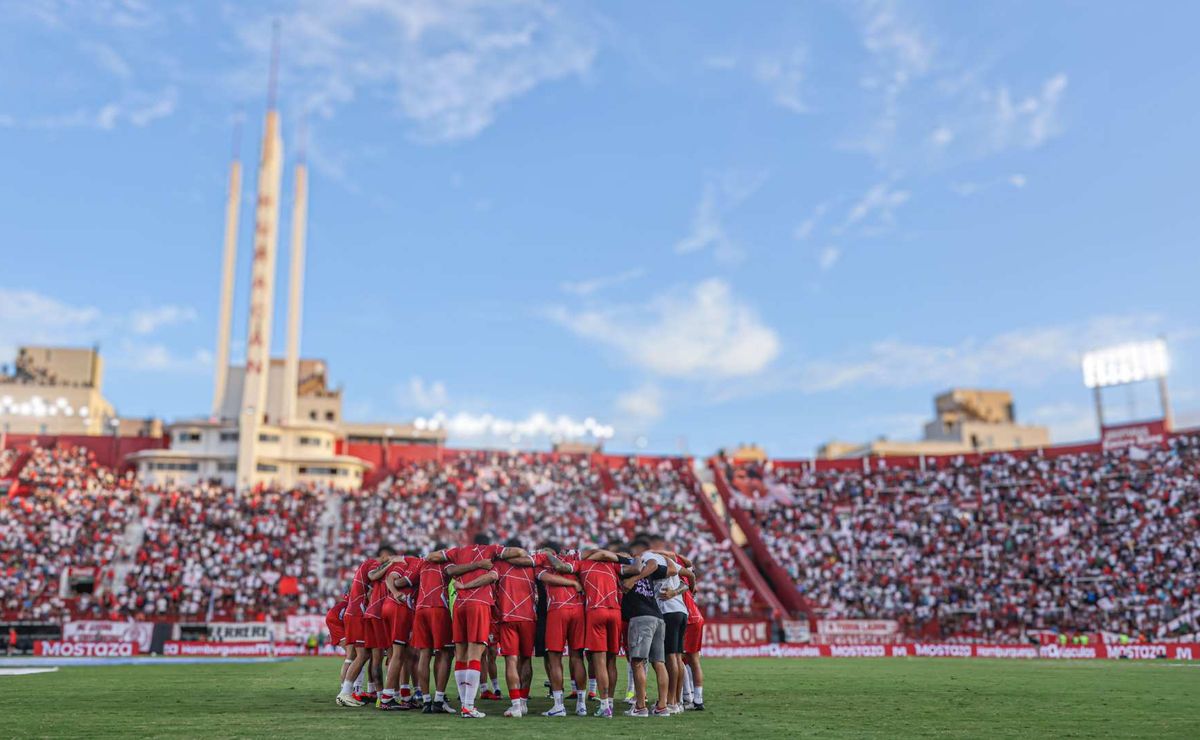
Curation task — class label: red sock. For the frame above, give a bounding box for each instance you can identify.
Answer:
[455,661,467,671]
[468,660,481,671]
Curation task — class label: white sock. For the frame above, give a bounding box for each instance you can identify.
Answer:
[588,678,597,693]
[570,679,577,692]
[367,681,376,694]
[454,669,466,700]
[577,691,586,708]
[695,686,703,702]
[490,677,500,692]
[552,690,563,707]
[435,691,445,703]
[683,666,694,701]
[341,680,353,694]
[463,669,480,709]
[626,663,634,692]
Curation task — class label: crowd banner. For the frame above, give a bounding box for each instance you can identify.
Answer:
[285,615,326,639]
[206,622,282,642]
[34,641,136,657]
[700,642,1200,660]
[1101,420,1167,451]
[782,619,811,643]
[815,619,901,644]
[62,620,153,653]
[163,641,341,658]
[703,620,770,647]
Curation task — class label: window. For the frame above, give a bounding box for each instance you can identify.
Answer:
[299,436,322,446]
[149,462,198,472]
[299,466,340,476]
[325,411,335,421]
[175,431,202,443]
[219,431,239,443]
[309,411,317,420]
[217,462,237,472]
[258,433,280,443]
[256,463,279,473]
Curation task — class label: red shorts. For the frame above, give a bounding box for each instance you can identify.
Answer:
[411,608,453,651]
[452,603,491,645]
[364,616,389,649]
[498,621,536,657]
[585,608,622,654]
[383,600,414,645]
[544,607,585,654]
[684,620,704,654]
[325,610,345,646]
[345,614,366,646]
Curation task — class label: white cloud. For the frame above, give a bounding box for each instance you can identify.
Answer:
[793,202,829,241]
[797,314,1169,392]
[989,73,1068,149]
[0,289,100,359]
[952,173,1028,197]
[674,172,765,263]
[398,376,449,411]
[851,0,934,156]
[928,125,954,147]
[1008,173,1027,188]
[2,88,178,131]
[616,383,662,422]
[130,305,197,335]
[414,410,614,445]
[817,246,841,271]
[559,267,645,297]
[753,47,807,113]
[233,0,597,143]
[111,342,211,373]
[550,278,781,379]
[842,181,909,231]
[81,41,131,79]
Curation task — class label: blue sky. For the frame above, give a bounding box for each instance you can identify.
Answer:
[1,0,1198,455]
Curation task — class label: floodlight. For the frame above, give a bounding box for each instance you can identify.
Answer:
[1082,339,1169,389]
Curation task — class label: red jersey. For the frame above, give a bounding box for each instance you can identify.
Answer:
[538,554,582,611]
[385,558,417,608]
[442,544,503,608]
[682,575,703,625]
[577,558,622,611]
[345,558,378,617]
[413,559,451,611]
[495,552,549,622]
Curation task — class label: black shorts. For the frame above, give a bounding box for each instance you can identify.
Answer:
[663,612,687,655]
[534,584,548,657]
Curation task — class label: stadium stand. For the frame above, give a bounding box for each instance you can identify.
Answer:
[718,432,1200,642]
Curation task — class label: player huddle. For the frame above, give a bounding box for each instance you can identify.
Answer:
[325,533,706,718]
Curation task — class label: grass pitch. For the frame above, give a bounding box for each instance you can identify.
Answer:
[2,657,1199,738]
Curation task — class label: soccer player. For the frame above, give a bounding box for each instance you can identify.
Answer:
[362,547,396,705]
[678,567,705,711]
[409,542,456,714]
[325,592,351,699]
[536,546,586,717]
[576,546,642,718]
[337,547,392,707]
[649,543,690,714]
[374,552,418,710]
[621,538,672,717]
[494,539,570,717]
[426,534,526,718]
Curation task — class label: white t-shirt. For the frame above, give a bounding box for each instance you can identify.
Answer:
[645,553,687,615]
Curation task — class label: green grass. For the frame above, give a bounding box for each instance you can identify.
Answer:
[2,657,1199,738]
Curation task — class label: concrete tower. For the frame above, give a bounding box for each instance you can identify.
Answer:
[280,122,307,425]
[210,125,242,419]
[236,29,285,488]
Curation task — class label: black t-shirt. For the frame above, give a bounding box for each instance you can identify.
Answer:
[620,557,668,621]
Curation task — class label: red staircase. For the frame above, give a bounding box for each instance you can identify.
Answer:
[708,458,813,618]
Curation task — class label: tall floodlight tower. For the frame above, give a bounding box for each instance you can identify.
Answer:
[236,27,285,489]
[281,121,307,426]
[1081,338,1172,451]
[211,124,243,419]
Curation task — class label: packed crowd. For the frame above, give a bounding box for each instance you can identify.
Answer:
[0,445,138,621]
[1,445,753,622]
[734,433,1200,641]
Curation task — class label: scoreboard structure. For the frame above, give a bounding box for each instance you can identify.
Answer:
[1081,339,1173,450]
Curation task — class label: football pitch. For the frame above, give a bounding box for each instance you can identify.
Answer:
[3,657,1199,738]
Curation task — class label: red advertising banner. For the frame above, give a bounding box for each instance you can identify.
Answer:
[34,641,136,657]
[1101,420,1168,451]
[702,620,771,647]
[700,642,1200,660]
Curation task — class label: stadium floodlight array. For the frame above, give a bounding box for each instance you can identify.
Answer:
[1081,339,1169,389]
[0,394,89,418]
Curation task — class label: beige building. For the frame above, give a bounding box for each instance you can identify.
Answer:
[0,346,116,435]
[818,389,1050,459]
